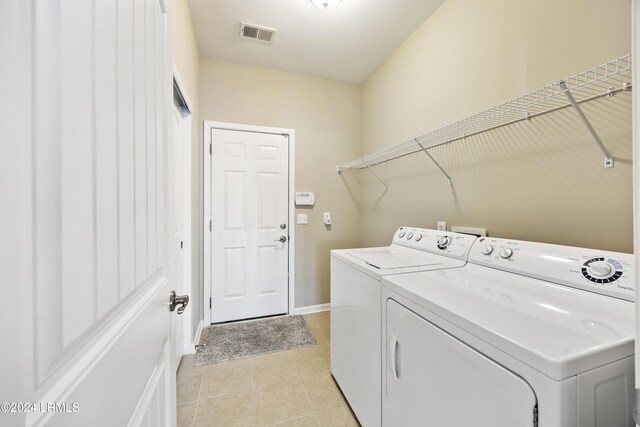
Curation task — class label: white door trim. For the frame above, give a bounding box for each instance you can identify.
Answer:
[171,70,195,354]
[632,0,639,396]
[203,121,296,325]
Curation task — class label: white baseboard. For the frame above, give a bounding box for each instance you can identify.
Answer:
[294,303,330,315]
[190,320,204,353]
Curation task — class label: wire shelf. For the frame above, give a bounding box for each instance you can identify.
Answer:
[337,54,632,172]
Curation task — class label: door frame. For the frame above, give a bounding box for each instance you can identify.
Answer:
[632,0,639,408]
[203,121,296,325]
[171,70,194,354]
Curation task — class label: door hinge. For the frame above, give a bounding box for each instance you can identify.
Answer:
[209,297,212,309]
[533,405,538,427]
[209,143,212,155]
[209,220,212,231]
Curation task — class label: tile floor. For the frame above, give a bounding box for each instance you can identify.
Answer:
[176,311,360,427]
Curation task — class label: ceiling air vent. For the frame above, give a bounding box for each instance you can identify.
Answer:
[240,22,277,45]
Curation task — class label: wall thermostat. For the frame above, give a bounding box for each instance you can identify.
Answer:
[295,192,315,206]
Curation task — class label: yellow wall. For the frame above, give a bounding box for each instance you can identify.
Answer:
[172,0,201,338]
[360,0,633,252]
[199,59,362,307]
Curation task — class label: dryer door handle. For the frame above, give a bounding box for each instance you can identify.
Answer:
[390,335,400,380]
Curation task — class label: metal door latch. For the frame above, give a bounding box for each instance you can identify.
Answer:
[169,291,189,315]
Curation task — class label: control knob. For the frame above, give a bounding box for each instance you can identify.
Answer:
[437,235,451,250]
[581,257,623,283]
[588,261,612,277]
[481,245,493,255]
[398,231,405,238]
[414,234,423,242]
[499,248,513,259]
[406,232,414,240]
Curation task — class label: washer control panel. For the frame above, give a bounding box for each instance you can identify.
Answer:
[469,237,635,302]
[392,227,478,261]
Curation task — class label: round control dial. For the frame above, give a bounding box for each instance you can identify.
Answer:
[581,257,623,283]
[414,234,423,242]
[499,248,513,259]
[437,235,451,250]
[481,245,493,255]
[588,261,611,277]
[406,232,414,240]
[398,231,405,238]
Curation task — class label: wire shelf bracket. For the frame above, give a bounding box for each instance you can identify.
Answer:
[416,140,452,185]
[559,80,614,168]
[336,54,632,176]
[361,158,389,190]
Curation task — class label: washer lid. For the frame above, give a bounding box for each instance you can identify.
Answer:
[382,263,635,381]
[347,246,443,270]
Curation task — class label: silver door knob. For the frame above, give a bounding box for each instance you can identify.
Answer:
[280,223,287,229]
[169,291,189,315]
[274,235,287,242]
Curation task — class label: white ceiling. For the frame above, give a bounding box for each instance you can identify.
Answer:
[187,0,445,84]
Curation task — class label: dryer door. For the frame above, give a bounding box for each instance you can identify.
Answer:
[385,299,537,427]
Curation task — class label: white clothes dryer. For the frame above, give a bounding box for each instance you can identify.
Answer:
[382,236,635,427]
[330,227,478,427]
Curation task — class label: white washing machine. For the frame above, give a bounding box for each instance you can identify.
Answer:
[330,227,478,427]
[382,236,635,427]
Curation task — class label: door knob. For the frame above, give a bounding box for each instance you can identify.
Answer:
[169,291,189,315]
[280,223,287,229]
[274,235,287,243]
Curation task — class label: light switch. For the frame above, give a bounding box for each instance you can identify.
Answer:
[297,214,308,225]
[324,212,331,225]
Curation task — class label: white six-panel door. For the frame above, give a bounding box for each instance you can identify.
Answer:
[1,0,177,426]
[210,129,290,323]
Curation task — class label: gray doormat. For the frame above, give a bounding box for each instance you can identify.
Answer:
[195,315,317,366]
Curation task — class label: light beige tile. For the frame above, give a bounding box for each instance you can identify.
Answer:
[200,358,252,398]
[254,377,314,426]
[177,371,203,404]
[292,344,330,375]
[251,350,299,387]
[303,311,330,327]
[270,414,320,427]
[194,390,256,427]
[178,354,203,376]
[308,323,330,345]
[316,404,360,427]
[300,371,345,412]
[177,402,197,427]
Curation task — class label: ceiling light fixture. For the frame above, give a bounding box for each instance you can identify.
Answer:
[311,0,341,10]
